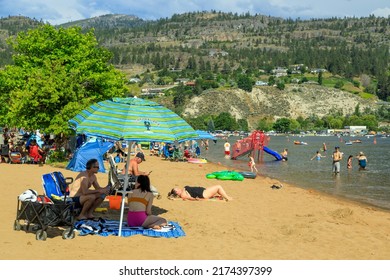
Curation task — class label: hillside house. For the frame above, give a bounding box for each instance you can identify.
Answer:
[310,68,328,74]
[209,49,229,57]
[255,81,268,86]
[271,67,288,77]
[129,78,141,83]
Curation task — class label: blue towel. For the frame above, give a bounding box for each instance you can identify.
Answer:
[74,218,185,238]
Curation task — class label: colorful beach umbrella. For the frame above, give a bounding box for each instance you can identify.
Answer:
[69,97,198,143]
[69,97,198,236]
[195,130,217,141]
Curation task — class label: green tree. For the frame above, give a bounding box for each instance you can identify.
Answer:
[256,117,273,131]
[207,119,215,132]
[361,115,378,131]
[273,118,291,133]
[289,119,301,132]
[268,76,276,86]
[318,71,323,85]
[214,112,238,131]
[334,80,344,89]
[237,119,249,131]
[0,25,127,133]
[237,74,253,92]
[173,83,186,107]
[276,81,285,90]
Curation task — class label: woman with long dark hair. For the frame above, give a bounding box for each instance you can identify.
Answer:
[127,175,166,229]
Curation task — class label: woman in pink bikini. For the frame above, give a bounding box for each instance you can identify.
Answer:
[127,175,167,229]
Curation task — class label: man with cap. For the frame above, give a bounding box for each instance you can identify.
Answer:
[122,152,151,177]
[332,146,343,174]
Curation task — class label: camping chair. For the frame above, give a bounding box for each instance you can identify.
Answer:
[172,146,184,161]
[108,155,136,194]
[107,155,161,199]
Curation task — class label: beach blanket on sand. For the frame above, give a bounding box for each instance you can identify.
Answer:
[74,218,185,238]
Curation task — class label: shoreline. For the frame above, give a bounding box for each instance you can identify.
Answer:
[204,155,390,213]
[1,156,390,259]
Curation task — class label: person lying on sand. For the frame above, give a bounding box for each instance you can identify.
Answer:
[167,185,232,201]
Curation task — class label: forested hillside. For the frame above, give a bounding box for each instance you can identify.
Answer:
[1,12,389,99]
[0,12,389,132]
[79,12,390,101]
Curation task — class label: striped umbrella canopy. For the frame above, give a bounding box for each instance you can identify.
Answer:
[69,97,197,236]
[69,97,198,143]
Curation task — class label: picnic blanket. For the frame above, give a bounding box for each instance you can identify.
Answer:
[74,218,185,238]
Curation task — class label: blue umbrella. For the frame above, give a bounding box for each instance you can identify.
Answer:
[69,97,198,236]
[195,130,217,141]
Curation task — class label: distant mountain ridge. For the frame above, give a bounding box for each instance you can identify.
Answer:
[0,12,388,125]
[58,14,144,29]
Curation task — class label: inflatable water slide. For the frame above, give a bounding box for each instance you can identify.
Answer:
[231,130,282,161]
[262,146,283,161]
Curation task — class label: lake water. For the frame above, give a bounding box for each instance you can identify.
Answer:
[199,135,390,210]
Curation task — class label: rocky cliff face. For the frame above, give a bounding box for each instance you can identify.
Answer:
[182,84,378,129]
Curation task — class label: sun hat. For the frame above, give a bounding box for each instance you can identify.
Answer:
[359,151,364,155]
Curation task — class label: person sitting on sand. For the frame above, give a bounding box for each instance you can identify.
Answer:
[167,185,233,201]
[70,158,110,220]
[127,175,167,229]
[28,139,44,164]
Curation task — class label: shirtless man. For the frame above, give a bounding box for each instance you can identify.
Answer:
[70,158,110,220]
[122,152,150,176]
[332,146,343,174]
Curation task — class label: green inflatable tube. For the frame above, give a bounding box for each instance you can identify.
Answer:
[206,170,244,181]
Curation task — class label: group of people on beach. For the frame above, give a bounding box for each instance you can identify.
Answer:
[1,127,51,165]
[70,150,232,230]
[308,143,368,172]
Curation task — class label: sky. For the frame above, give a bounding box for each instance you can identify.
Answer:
[0,0,389,25]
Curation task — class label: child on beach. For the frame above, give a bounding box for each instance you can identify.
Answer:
[281,148,288,161]
[248,154,258,173]
[347,155,353,169]
[224,140,231,158]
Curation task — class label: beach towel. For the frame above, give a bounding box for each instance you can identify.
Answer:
[74,218,185,238]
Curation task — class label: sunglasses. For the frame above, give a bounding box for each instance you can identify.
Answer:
[92,166,99,168]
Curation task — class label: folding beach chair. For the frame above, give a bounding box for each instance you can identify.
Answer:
[108,155,136,194]
[107,155,161,198]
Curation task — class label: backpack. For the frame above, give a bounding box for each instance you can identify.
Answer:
[42,171,71,199]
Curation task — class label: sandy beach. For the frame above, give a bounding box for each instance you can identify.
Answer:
[1,154,390,260]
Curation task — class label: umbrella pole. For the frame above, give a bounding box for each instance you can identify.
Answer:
[118,140,133,237]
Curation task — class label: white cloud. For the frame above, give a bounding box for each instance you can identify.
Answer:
[371,7,390,17]
[1,0,389,24]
